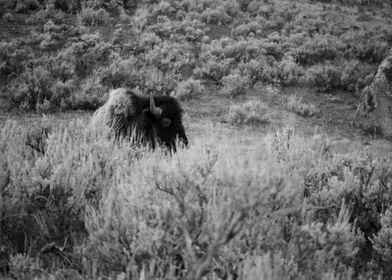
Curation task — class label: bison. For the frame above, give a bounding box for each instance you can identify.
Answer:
[91,88,188,150]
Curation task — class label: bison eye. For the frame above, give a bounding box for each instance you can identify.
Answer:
[160,117,172,127]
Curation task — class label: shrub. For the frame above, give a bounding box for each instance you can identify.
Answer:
[144,40,196,75]
[46,55,75,82]
[119,7,131,23]
[77,7,110,26]
[342,29,391,63]
[194,56,234,84]
[1,12,14,22]
[143,67,179,96]
[304,59,372,92]
[200,6,232,24]
[0,120,137,278]
[206,38,263,63]
[232,21,263,38]
[237,0,252,12]
[150,0,177,18]
[304,63,342,91]
[173,78,204,100]
[278,55,305,85]
[349,39,389,64]
[25,8,51,24]
[295,35,346,66]
[70,76,107,110]
[24,119,52,154]
[98,56,141,89]
[10,66,55,110]
[175,17,207,42]
[50,0,82,12]
[148,15,173,39]
[87,0,124,13]
[39,33,58,50]
[222,0,240,18]
[14,0,40,13]
[51,80,74,109]
[372,207,392,275]
[25,6,68,24]
[0,41,32,77]
[227,100,270,125]
[221,70,250,98]
[304,150,392,273]
[63,33,112,77]
[136,31,162,52]
[237,58,278,85]
[131,4,152,31]
[340,59,362,92]
[285,95,320,117]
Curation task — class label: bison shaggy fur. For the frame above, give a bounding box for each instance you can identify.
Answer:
[91,88,188,150]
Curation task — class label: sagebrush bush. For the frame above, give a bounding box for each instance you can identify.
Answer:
[200,6,232,24]
[143,67,178,95]
[14,0,40,12]
[25,5,68,24]
[51,80,75,109]
[285,95,320,117]
[372,207,392,275]
[144,40,196,76]
[221,70,250,97]
[87,0,124,13]
[238,58,278,85]
[78,7,110,26]
[304,63,343,91]
[227,100,270,125]
[0,41,32,77]
[175,17,206,42]
[25,8,51,24]
[196,37,282,86]
[174,78,204,100]
[194,56,234,84]
[294,35,346,66]
[303,58,373,91]
[232,21,263,38]
[98,55,141,89]
[10,66,55,110]
[70,75,107,110]
[46,54,75,82]
[63,33,113,77]
[278,55,305,85]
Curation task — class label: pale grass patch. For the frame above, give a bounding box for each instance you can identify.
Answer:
[285,95,320,117]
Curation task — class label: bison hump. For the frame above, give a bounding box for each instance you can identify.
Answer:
[107,88,137,117]
[91,88,138,130]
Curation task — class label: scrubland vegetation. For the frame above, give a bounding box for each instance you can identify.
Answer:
[1,119,392,279]
[1,0,392,113]
[1,0,392,279]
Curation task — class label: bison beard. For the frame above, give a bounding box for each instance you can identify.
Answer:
[91,88,188,150]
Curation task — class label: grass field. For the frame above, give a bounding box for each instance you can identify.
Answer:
[1,0,392,279]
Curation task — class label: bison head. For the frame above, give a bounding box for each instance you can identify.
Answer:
[92,88,188,150]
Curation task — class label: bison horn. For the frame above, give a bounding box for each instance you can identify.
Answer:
[150,94,162,117]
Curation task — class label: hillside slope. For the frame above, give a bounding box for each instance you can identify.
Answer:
[1,1,392,279]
